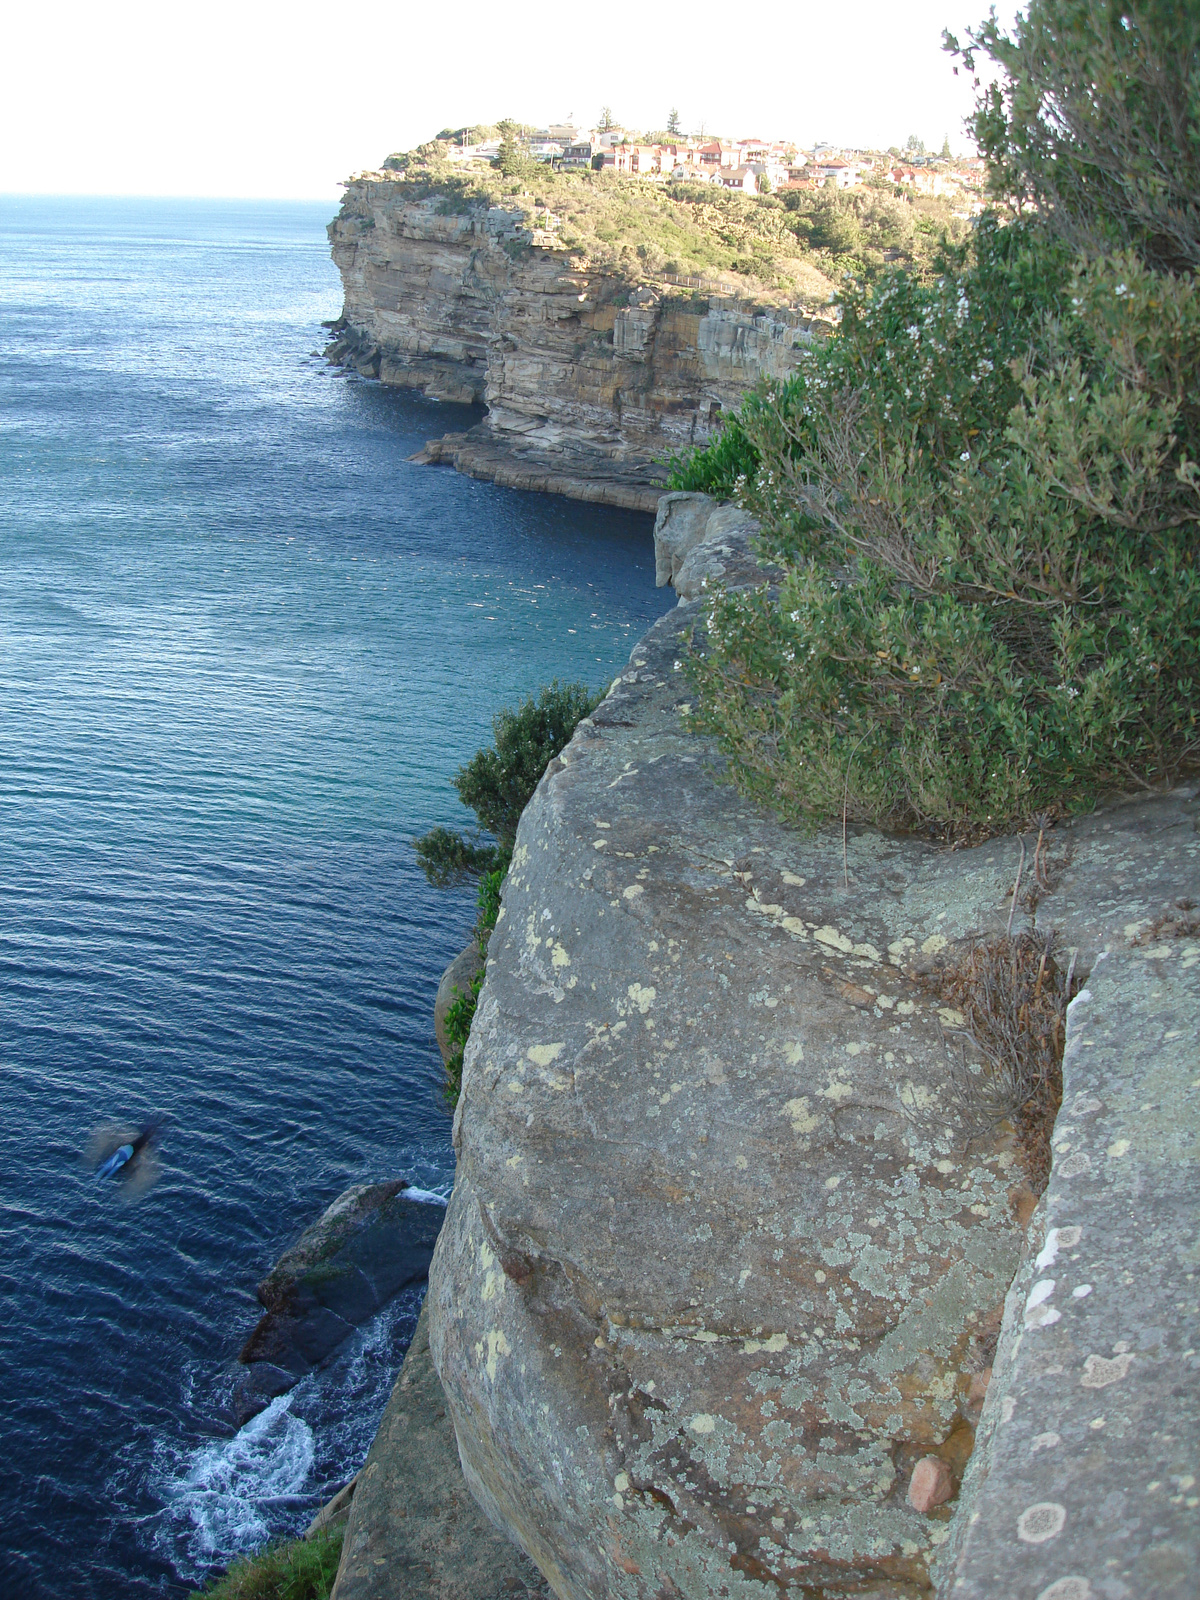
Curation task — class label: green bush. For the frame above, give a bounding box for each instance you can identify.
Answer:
[682,225,1199,836]
[454,680,602,848]
[946,0,1200,273]
[188,1529,343,1600]
[670,2,1200,838]
[412,825,498,886]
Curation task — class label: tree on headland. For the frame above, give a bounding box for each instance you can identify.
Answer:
[599,106,617,132]
[494,120,532,178]
[940,133,952,158]
[904,133,926,156]
[667,107,682,136]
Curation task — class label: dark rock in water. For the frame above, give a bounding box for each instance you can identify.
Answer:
[234,1182,443,1419]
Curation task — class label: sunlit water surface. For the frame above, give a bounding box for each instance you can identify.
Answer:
[0,196,673,1597]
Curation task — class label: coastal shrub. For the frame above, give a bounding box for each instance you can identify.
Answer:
[412,825,497,886]
[188,1528,343,1600]
[454,679,602,848]
[946,0,1200,273]
[686,227,1200,836]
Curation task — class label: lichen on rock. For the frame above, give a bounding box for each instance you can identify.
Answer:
[421,510,1199,1599]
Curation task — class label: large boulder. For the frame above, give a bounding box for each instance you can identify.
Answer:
[236,1183,444,1417]
[425,585,1200,1599]
[652,493,715,587]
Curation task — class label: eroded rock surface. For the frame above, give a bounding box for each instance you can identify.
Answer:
[425,570,1199,1598]
[327,180,832,506]
[331,1302,551,1600]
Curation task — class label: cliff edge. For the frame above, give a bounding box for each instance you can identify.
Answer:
[326,179,831,510]
[422,511,1199,1599]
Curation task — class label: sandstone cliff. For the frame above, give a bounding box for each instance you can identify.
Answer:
[326,178,831,510]
[419,510,1199,1600]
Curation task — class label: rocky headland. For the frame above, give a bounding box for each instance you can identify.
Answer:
[351,504,1197,1600]
[300,500,1199,1600]
[325,178,833,510]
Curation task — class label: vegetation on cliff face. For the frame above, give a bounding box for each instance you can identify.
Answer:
[354,151,972,303]
[417,682,602,1105]
[187,1528,343,1600]
[668,0,1200,839]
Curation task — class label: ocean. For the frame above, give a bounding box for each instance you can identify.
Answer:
[0,195,674,1597]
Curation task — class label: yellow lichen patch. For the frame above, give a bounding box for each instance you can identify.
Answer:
[937,1007,966,1027]
[781,871,806,887]
[550,942,571,969]
[627,983,656,1014]
[814,926,854,953]
[852,943,882,961]
[899,1081,935,1110]
[781,917,809,937]
[528,1043,566,1066]
[623,884,644,900]
[688,1413,717,1434]
[784,1041,805,1065]
[484,1328,511,1381]
[921,933,948,955]
[783,1096,820,1133]
[820,1075,856,1098]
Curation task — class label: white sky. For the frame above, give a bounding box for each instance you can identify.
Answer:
[0,0,1012,200]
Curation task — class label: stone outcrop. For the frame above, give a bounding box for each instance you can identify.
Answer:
[330,1302,552,1600]
[938,937,1199,1600]
[236,1182,444,1417]
[422,512,1200,1599]
[327,179,832,507]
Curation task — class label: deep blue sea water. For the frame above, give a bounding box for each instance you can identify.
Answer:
[0,196,673,1598]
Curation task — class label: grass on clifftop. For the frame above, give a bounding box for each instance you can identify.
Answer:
[666,1,1200,840]
[188,1529,343,1600]
[345,154,972,305]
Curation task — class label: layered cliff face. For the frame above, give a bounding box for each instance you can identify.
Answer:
[423,511,1200,1600]
[327,179,830,509]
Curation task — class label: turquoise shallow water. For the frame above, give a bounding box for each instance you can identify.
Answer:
[0,196,673,1597]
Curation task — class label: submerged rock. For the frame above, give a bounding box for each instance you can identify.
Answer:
[235,1182,443,1418]
[423,533,1200,1598]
